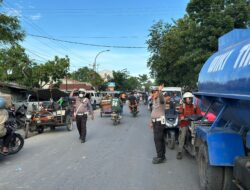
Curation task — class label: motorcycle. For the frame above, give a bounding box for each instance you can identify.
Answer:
[111,111,121,126]
[131,105,139,117]
[164,101,179,149]
[183,114,208,157]
[0,108,24,156]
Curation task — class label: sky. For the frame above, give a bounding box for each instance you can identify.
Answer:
[1,0,189,76]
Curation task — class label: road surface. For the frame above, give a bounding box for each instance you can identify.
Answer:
[0,104,200,190]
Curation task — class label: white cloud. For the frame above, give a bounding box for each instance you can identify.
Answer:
[30,13,42,21]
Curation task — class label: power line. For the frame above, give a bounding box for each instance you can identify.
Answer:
[28,34,147,49]
[52,35,145,39]
[25,48,49,62]
[3,1,92,65]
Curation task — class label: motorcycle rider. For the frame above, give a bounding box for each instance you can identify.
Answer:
[128,92,138,113]
[149,85,166,164]
[0,97,12,153]
[164,92,171,113]
[119,92,126,114]
[176,92,201,160]
[171,91,181,103]
[111,94,123,117]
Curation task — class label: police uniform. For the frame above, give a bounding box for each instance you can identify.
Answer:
[75,97,93,143]
[151,92,166,163]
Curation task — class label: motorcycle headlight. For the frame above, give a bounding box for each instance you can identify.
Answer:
[26,114,32,119]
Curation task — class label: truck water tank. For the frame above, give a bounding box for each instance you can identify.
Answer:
[196,28,250,128]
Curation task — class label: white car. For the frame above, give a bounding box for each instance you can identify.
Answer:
[78,89,101,106]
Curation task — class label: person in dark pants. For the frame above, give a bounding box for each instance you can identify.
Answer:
[74,92,94,143]
[149,85,166,164]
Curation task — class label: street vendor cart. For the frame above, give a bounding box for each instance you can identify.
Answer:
[100,98,112,117]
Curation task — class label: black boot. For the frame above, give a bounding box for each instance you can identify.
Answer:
[152,157,166,164]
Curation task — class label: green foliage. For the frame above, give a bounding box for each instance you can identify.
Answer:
[0,45,29,83]
[31,56,70,88]
[0,2,24,44]
[0,3,70,89]
[110,70,151,91]
[147,0,250,89]
[70,66,104,88]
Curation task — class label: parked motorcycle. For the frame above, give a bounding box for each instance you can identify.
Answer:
[164,101,179,149]
[111,111,121,126]
[15,104,28,129]
[0,108,24,156]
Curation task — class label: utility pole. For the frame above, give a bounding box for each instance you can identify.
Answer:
[91,50,110,90]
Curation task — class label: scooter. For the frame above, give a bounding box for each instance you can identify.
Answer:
[0,108,24,156]
[164,101,179,149]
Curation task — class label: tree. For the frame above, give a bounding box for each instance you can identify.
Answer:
[0,1,30,86]
[125,76,140,91]
[0,1,24,44]
[111,70,129,91]
[70,66,104,88]
[0,44,29,83]
[109,70,143,91]
[30,56,70,88]
[138,74,153,91]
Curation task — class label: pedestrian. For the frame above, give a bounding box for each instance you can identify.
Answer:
[74,92,94,143]
[149,85,166,164]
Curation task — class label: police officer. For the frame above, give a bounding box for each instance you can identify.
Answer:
[149,85,166,164]
[74,92,94,143]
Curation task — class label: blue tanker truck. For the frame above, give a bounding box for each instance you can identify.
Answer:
[194,28,250,190]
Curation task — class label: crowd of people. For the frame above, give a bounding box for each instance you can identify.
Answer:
[149,85,201,164]
[74,87,201,165]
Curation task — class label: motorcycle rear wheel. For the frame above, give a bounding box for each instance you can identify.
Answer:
[9,133,24,155]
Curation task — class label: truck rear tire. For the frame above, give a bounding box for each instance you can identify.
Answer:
[223,167,237,190]
[198,143,224,190]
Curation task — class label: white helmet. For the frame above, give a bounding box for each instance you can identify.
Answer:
[182,92,194,99]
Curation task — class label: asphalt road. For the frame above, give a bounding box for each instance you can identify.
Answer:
[0,104,200,190]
